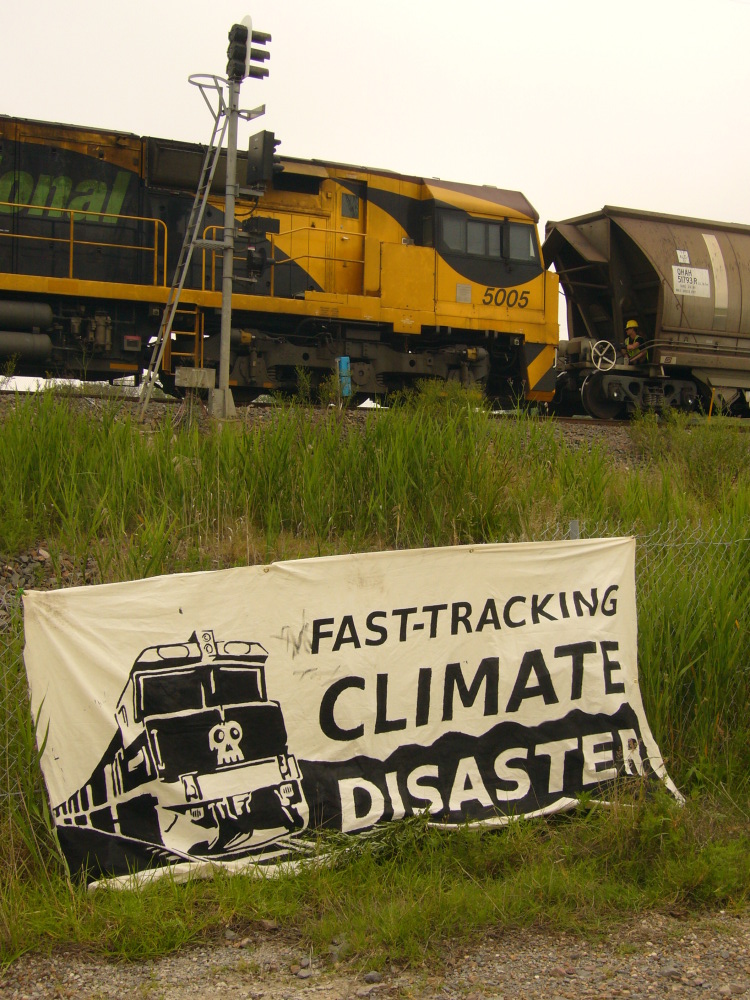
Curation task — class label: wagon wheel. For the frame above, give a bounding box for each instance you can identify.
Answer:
[591,340,617,372]
[581,373,624,420]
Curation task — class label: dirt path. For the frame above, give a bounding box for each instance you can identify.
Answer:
[3,909,749,999]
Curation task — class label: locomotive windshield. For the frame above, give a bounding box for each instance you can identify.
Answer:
[507,223,539,263]
[210,665,263,706]
[135,665,264,720]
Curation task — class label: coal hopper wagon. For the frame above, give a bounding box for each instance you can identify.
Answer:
[544,206,750,417]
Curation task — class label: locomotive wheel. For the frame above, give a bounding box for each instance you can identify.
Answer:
[591,340,617,372]
[581,373,624,419]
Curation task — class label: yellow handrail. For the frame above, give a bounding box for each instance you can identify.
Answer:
[201,225,223,293]
[0,200,169,286]
[199,222,364,295]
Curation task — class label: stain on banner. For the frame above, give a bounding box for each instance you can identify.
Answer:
[22,539,678,883]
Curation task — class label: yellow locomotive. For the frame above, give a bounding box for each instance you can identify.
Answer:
[0,115,558,402]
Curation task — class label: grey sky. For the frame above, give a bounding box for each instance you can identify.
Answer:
[4,0,750,237]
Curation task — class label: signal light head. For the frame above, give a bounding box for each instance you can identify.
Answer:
[226,17,271,82]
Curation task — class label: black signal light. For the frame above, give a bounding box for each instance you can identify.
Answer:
[227,17,271,82]
[226,23,249,81]
[247,130,283,185]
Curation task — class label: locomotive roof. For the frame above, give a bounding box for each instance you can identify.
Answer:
[130,637,268,674]
[280,154,539,221]
[1,114,538,222]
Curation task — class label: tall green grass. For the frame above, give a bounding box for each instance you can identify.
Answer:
[1,798,748,964]
[4,393,745,556]
[0,389,538,564]
[0,389,748,963]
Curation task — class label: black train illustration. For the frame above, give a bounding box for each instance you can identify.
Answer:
[53,630,308,865]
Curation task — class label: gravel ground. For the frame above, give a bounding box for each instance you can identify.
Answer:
[2,910,749,999]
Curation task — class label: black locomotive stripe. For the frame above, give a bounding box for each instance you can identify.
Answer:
[523,343,557,392]
[442,253,541,290]
[338,180,419,239]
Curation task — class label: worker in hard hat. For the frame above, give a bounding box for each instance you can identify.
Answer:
[624,320,647,364]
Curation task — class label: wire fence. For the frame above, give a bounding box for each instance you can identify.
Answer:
[1,522,749,813]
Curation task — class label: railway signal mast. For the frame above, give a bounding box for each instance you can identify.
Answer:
[139,16,271,421]
[214,17,272,419]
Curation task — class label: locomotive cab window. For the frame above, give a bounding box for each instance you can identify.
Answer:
[467,219,486,255]
[508,222,539,263]
[438,210,539,263]
[136,671,204,720]
[341,193,360,219]
[419,206,434,247]
[209,666,263,706]
[441,212,465,253]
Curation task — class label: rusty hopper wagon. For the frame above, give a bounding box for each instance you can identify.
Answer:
[544,206,750,418]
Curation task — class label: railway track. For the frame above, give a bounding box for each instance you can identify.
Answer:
[2,384,747,431]
[0,389,621,425]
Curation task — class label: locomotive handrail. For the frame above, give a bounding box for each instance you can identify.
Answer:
[199,222,364,296]
[0,200,169,286]
[201,225,224,292]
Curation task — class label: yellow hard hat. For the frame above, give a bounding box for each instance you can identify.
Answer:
[626,319,639,330]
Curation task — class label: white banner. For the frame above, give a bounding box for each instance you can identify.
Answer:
[23,539,677,881]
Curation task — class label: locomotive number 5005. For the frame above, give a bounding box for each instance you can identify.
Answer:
[482,287,530,308]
